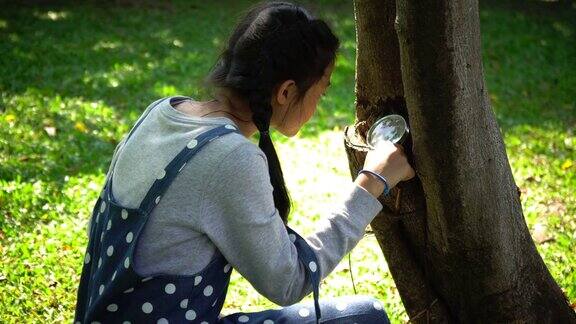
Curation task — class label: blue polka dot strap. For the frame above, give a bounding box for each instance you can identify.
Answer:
[137,124,240,215]
[286,225,322,324]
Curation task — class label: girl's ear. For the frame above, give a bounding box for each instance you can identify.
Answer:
[274,79,297,105]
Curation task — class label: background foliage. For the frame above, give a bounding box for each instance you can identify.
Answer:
[0,0,574,322]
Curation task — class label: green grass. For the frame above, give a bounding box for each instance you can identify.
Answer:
[0,0,574,322]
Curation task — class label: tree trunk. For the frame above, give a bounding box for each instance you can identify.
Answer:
[345,0,452,322]
[344,0,576,322]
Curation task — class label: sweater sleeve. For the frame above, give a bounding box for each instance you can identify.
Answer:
[198,143,383,306]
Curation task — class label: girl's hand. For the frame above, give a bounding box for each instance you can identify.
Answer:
[355,141,416,198]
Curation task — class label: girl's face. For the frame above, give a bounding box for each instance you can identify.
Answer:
[270,62,335,137]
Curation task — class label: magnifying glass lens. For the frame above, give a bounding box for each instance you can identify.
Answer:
[366,114,409,149]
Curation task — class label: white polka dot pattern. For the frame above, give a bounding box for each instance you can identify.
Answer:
[263,320,274,324]
[100,201,106,213]
[289,234,296,242]
[142,302,153,314]
[225,124,236,130]
[187,139,198,149]
[298,308,310,317]
[238,315,249,322]
[124,257,130,268]
[121,209,128,219]
[309,261,317,273]
[157,318,168,324]
[84,252,90,264]
[106,219,112,231]
[155,196,161,204]
[179,298,188,309]
[106,245,114,256]
[203,285,213,296]
[99,284,104,295]
[126,232,133,243]
[194,275,202,286]
[106,304,118,312]
[223,264,231,273]
[157,169,166,180]
[165,283,176,294]
[185,309,196,320]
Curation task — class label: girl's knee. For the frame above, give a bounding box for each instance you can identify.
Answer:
[320,295,390,324]
[351,295,388,315]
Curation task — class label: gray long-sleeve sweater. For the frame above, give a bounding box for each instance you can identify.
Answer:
[96,96,383,306]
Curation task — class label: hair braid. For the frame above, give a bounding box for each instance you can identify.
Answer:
[248,50,291,223]
[248,90,291,223]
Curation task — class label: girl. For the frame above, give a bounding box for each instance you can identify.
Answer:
[74,1,415,323]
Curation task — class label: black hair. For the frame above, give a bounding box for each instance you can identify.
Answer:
[204,1,340,223]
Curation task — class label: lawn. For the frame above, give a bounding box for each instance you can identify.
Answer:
[0,0,574,322]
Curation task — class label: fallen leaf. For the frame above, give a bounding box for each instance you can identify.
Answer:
[74,121,88,133]
[532,223,546,240]
[532,223,554,244]
[4,114,16,123]
[561,159,573,170]
[44,126,57,137]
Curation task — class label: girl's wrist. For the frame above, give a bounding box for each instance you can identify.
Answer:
[354,172,385,198]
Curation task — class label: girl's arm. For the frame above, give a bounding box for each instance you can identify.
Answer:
[198,143,383,306]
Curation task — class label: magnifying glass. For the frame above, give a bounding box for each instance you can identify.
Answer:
[366,114,409,149]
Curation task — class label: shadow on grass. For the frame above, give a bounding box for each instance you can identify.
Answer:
[0,0,358,183]
[479,0,576,132]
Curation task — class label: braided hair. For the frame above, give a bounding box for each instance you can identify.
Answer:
[204,1,340,223]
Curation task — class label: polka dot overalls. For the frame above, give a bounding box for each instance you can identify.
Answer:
[74,97,390,324]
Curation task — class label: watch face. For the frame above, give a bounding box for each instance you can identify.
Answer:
[366,114,408,148]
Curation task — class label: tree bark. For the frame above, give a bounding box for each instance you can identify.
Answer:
[344,0,576,322]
